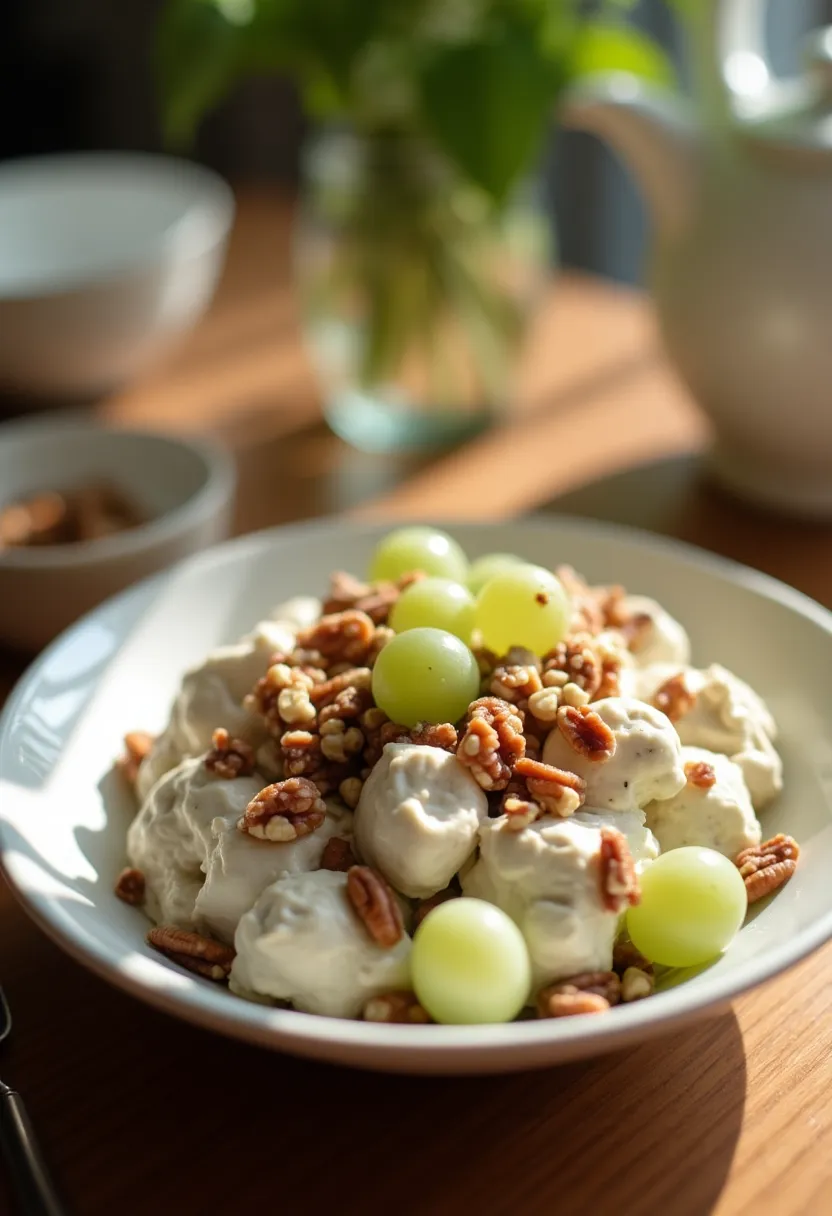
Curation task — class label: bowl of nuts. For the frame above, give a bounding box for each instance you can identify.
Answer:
[0,416,235,650]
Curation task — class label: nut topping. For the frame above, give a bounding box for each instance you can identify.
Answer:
[346,865,404,948]
[413,887,457,928]
[489,664,543,712]
[114,866,145,905]
[455,696,525,791]
[736,834,799,903]
[296,610,377,666]
[597,827,640,914]
[556,705,617,762]
[363,991,431,1024]
[513,756,586,818]
[147,926,235,981]
[684,759,717,790]
[652,673,697,723]
[319,836,357,872]
[117,730,154,787]
[621,967,654,1002]
[537,971,621,1018]
[239,777,327,842]
[204,728,256,779]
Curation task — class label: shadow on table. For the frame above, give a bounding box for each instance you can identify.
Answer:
[545,452,832,605]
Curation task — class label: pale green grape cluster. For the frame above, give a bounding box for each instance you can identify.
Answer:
[474,563,570,655]
[371,627,480,728]
[369,526,468,583]
[626,847,748,968]
[389,577,476,642]
[411,898,531,1024]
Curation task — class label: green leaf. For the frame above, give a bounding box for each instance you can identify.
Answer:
[420,25,561,203]
[568,20,677,88]
[157,0,249,146]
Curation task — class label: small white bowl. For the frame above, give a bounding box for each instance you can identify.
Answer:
[0,419,236,650]
[0,152,234,398]
[0,518,829,1074]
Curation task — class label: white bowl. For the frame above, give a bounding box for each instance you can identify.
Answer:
[0,518,830,1075]
[0,152,234,398]
[0,418,236,650]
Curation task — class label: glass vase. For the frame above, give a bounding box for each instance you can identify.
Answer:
[294,128,552,454]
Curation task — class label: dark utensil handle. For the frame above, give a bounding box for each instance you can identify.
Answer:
[0,1088,66,1216]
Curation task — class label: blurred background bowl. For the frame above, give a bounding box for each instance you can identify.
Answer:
[0,419,236,650]
[0,152,234,400]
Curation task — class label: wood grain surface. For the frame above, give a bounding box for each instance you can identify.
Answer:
[1,190,831,1216]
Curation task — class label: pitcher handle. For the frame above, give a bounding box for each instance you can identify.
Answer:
[717,0,777,103]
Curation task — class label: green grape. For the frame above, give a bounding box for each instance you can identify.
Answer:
[475,564,570,655]
[371,628,480,727]
[389,578,476,642]
[626,847,748,969]
[466,552,525,596]
[369,527,468,583]
[411,898,531,1024]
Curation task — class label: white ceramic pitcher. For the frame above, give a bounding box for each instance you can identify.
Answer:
[563,0,832,517]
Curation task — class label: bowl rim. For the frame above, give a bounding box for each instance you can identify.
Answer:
[1,513,831,1064]
[0,418,236,568]
[0,151,235,301]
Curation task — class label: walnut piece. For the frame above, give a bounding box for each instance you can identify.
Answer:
[455,696,525,791]
[597,827,640,914]
[323,570,424,624]
[147,926,235,981]
[653,672,697,723]
[239,777,327,842]
[409,722,458,751]
[346,865,404,948]
[736,834,799,903]
[556,705,617,762]
[117,730,154,787]
[363,991,431,1024]
[513,756,586,818]
[555,566,606,635]
[621,967,654,1002]
[319,718,365,763]
[338,776,364,809]
[114,866,145,905]
[537,971,621,1018]
[489,663,542,712]
[320,836,357,872]
[204,727,256,779]
[685,759,717,790]
[543,634,602,697]
[296,610,377,666]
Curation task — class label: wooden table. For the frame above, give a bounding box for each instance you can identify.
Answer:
[2,190,831,1216]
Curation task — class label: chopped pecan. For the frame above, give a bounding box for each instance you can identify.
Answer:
[736,834,799,903]
[685,760,717,790]
[346,866,404,948]
[363,991,431,1024]
[247,662,322,736]
[526,686,563,724]
[456,696,525,791]
[513,756,585,817]
[413,887,457,928]
[239,777,327,842]
[114,866,145,905]
[653,673,697,723]
[366,625,395,666]
[612,939,653,977]
[320,836,357,872]
[409,722,458,751]
[537,971,621,1018]
[595,656,622,700]
[543,634,602,697]
[117,730,154,787]
[205,728,256,779]
[556,705,617,762]
[310,667,372,706]
[555,566,606,635]
[323,570,424,625]
[621,967,654,1002]
[147,926,235,981]
[296,610,376,667]
[598,827,640,914]
[489,664,543,713]
[280,728,327,784]
[502,792,543,831]
[318,685,374,728]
